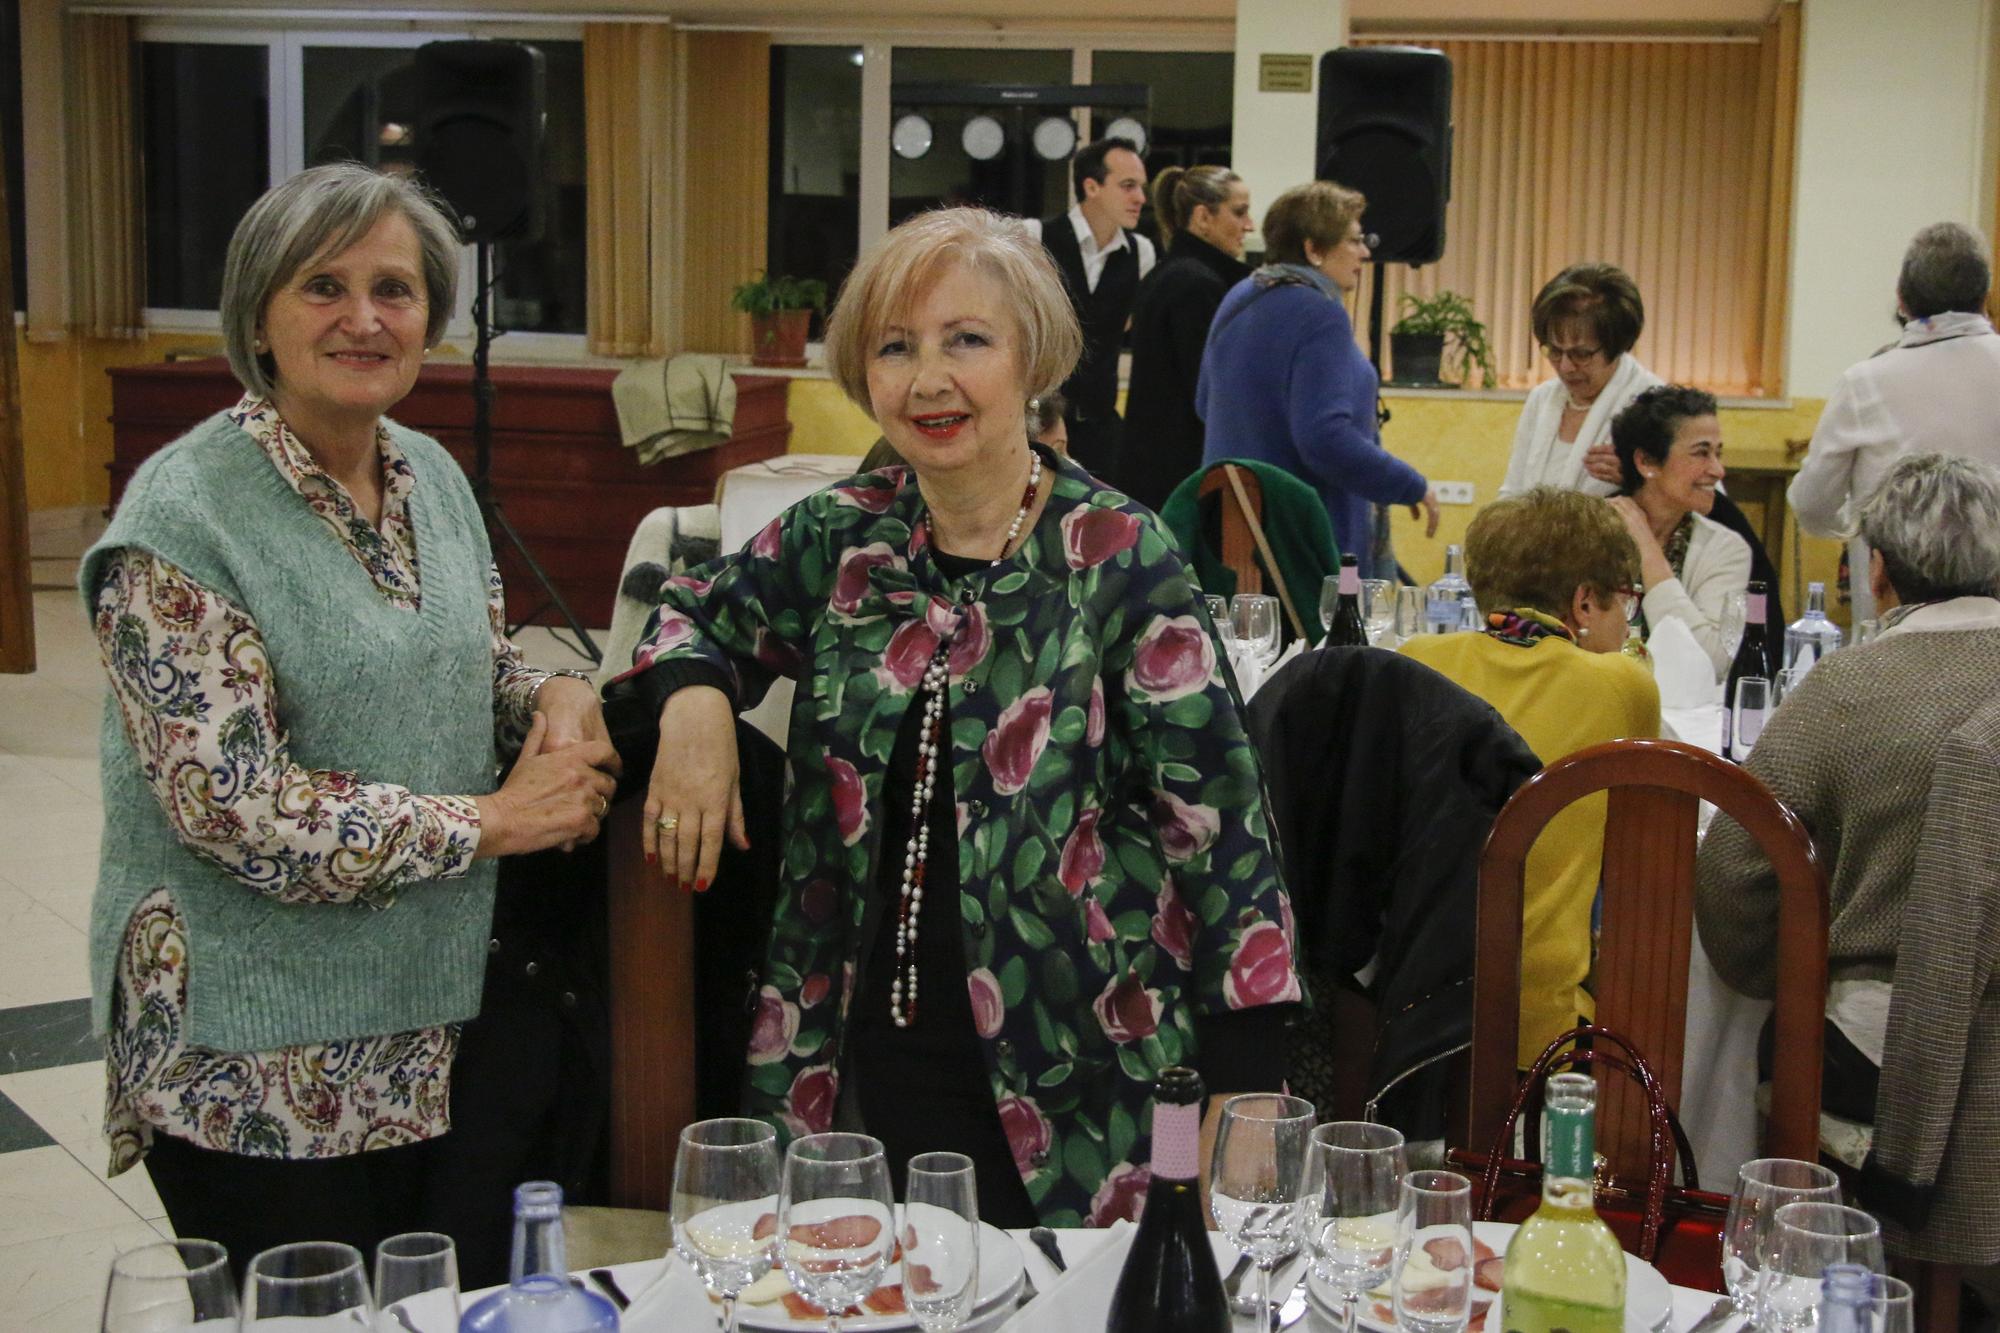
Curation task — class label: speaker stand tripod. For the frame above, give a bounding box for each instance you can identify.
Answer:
[467,241,601,665]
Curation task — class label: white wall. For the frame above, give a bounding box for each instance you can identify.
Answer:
[1787,0,1997,396]
[1231,0,1348,231]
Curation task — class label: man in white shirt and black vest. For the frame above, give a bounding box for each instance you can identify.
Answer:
[1026,138,1156,477]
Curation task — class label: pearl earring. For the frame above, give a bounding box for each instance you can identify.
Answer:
[1578,625,1590,639]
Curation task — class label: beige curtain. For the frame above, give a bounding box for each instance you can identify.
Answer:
[677,32,769,355]
[66,15,142,340]
[1353,11,1800,396]
[584,23,678,357]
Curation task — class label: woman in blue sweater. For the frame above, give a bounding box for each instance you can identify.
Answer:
[1196,181,1438,579]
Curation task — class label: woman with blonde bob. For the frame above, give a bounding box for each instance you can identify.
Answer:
[1400,488,1659,1066]
[624,207,1300,1226]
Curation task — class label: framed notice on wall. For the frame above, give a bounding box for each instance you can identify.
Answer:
[1258,53,1314,93]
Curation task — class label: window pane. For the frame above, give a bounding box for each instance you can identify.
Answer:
[492,39,585,336]
[890,47,1072,226]
[768,44,861,338]
[302,45,421,173]
[1090,51,1235,240]
[141,42,268,310]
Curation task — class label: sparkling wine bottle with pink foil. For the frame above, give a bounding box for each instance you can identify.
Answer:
[1105,1067,1229,1333]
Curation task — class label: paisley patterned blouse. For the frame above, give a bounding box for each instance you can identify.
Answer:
[632,447,1302,1226]
[91,394,549,1173]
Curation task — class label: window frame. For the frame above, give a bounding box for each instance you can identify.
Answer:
[136,17,591,359]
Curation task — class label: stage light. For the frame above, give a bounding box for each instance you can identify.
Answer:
[1103,116,1147,155]
[1031,115,1077,161]
[892,113,934,159]
[962,114,1005,161]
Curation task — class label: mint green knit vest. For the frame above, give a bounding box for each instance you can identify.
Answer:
[81,411,500,1051]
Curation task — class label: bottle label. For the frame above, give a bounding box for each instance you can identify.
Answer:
[1340,566,1360,595]
[1747,593,1766,624]
[1152,1101,1200,1181]
[1544,1104,1594,1181]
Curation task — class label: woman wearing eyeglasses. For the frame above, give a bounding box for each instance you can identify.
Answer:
[1499,263,1661,499]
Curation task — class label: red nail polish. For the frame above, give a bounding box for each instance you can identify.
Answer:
[645,852,657,865]
[696,878,709,893]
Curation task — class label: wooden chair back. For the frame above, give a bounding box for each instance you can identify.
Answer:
[604,799,698,1209]
[1471,738,1829,1177]
[1196,463,1265,596]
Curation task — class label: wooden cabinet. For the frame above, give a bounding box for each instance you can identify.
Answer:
[107,358,793,628]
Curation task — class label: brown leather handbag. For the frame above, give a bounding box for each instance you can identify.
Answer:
[1445,1023,1732,1293]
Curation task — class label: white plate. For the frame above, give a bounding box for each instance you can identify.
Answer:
[1311,1220,1673,1333]
[735,1220,1026,1331]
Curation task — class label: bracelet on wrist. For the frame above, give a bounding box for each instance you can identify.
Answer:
[533,669,595,707]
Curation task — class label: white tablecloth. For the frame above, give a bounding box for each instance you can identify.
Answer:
[597,1228,1731,1331]
[716,454,863,554]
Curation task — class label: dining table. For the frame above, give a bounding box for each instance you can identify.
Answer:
[572,1225,1738,1332]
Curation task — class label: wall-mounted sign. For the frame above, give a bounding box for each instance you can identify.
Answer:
[1259,53,1314,93]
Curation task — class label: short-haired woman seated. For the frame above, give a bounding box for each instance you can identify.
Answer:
[624,207,1301,1227]
[1399,489,1660,1066]
[1605,385,1753,680]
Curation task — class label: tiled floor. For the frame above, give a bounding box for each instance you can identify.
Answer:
[0,514,600,1329]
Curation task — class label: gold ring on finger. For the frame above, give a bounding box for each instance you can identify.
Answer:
[657,815,679,834]
[595,795,609,819]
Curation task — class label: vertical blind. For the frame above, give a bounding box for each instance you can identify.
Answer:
[1352,9,1800,396]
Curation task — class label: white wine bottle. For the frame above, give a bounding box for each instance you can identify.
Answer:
[1498,1073,1625,1333]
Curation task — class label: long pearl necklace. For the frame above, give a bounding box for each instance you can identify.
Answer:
[891,451,1043,1028]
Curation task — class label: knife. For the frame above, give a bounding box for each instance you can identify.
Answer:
[1685,1295,1741,1333]
[588,1267,633,1311]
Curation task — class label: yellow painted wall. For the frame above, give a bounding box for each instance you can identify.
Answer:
[20,330,224,513]
[781,377,880,457]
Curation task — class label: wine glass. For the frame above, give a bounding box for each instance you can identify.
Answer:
[1392,586,1426,645]
[1362,580,1396,645]
[1392,1170,1473,1333]
[901,1151,980,1332]
[1852,618,1882,647]
[1232,594,1281,662]
[673,1117,783,1333]
[1308,1122,1406,1333]
[1209,1093,1317,1332]
[1732,677,1773,762]
[101,1239,238,1332]
[1758,1202,1885,1330]
[1205,593,1230,632]
[373,1233,458,1332]
[1719,589,1749,659]
[1320,575,1343,633]
[242,1242,375,1327]
[1722,1158,1841,1314]
[778,1132,896,1333]
[1870,1275,1915,1333]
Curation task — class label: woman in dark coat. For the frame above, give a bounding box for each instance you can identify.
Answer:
[1114,165,1254,511]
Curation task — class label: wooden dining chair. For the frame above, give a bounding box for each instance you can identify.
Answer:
[1195,462,1267,596]
[1468,737,1830,1179]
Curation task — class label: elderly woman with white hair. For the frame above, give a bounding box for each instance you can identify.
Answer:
[1698,451,2000,1158]
[1791,221,2000,621]
[82,163,617,1267]
[623,206,1300,1227]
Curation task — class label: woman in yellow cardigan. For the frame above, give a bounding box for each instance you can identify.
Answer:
[1400,487,1660,1066]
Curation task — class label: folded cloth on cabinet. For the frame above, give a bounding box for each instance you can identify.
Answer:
[612,353,738,464]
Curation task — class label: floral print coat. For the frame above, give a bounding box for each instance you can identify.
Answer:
[637,447,1301,1225]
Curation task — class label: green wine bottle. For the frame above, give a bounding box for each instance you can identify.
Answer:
[1498,1072,1626,1333]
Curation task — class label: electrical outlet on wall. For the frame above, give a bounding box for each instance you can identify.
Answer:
[1435,480,1476,505]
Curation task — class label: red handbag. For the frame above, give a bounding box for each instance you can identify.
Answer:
[1445,1023,1731,1293]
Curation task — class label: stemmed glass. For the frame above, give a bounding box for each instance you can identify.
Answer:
[673,1117,784,1333]
[1869,1275,1916,1333]
[1320,575,1343,634]
[901,1151,981,1332]
[1392,586,1426,645]
[101,1239,238,1332]
[1232,594,1282,691]
[1758,1202,1885,1330]
[1732,677,1773,762]
[1362,580,1396,645]
[1209,1093,1317,1332]
[1719,589,1749,659]
[241,1242,375,1327]
[778,1132,896,1333]
[1722,1158,1841,1315]
[1392,1171,1473,1333]
[373,1233,459,1332]
[1308,1122,1406,1333]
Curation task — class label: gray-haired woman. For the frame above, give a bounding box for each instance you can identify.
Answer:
[81,163,617,1269]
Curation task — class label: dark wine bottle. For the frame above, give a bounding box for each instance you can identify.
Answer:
[1105,1066,1230,1333]
[1721,580,1770,761]
[1327,554,1369,647]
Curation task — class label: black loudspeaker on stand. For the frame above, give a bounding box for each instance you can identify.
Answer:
[1318,46,1453,377]
[416,40,599,663]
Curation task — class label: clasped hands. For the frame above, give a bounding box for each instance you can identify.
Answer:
[474,675,621,859]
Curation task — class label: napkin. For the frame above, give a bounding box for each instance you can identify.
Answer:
[1646,616,1721,711]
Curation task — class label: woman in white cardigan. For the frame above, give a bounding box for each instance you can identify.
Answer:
[1500,264,1662,498]
[1606,385,1752,679]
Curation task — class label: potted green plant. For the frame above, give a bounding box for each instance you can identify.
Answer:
[731,271,828,368]
[1388,290,1497,388]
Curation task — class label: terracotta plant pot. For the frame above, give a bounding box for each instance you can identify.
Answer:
[750,309,812,368]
